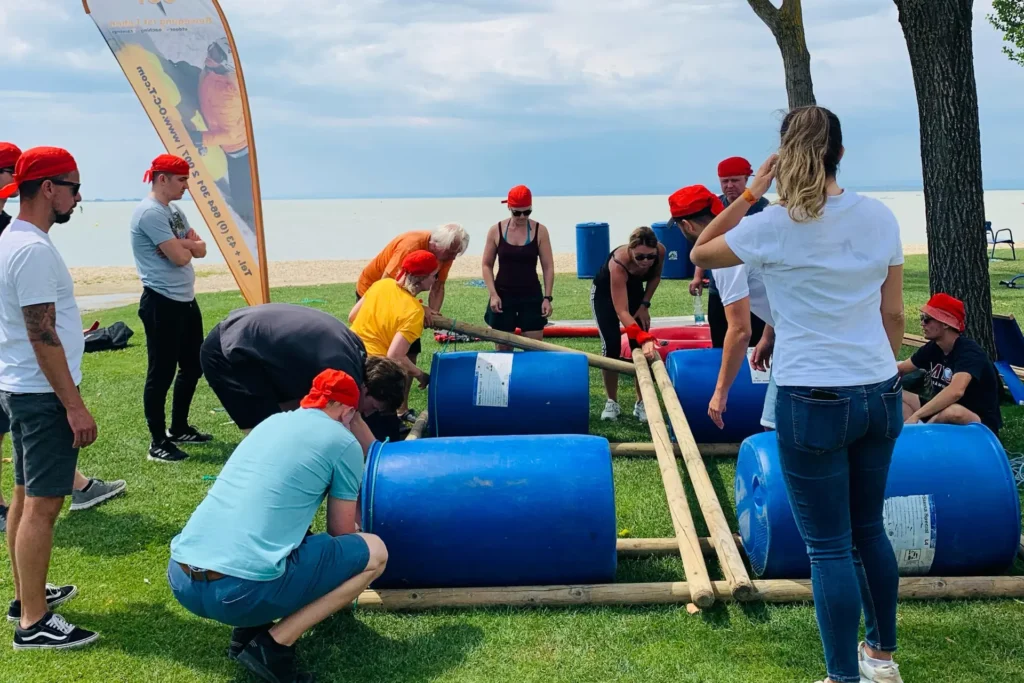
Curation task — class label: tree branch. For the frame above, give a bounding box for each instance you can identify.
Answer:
[746,0,781,30]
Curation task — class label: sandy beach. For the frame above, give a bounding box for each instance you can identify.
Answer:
[71,245,935,300]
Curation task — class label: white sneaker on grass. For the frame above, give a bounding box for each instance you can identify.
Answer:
[859,642,903,682]
[633,400,647,423]
[600,399,620,421]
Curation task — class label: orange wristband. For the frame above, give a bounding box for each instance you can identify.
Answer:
[741,188,757,205]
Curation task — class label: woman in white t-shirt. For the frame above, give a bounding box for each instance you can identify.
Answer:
[691,107,906,683]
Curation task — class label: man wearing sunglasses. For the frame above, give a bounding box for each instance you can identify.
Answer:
[897,293,1001,434]
[0,147,100,650]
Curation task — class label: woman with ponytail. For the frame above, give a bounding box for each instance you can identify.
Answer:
[691,107,907,683]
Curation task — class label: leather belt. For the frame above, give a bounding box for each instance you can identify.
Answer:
[177,562,226,582]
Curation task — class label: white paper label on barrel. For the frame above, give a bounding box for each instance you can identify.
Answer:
[746,349,771,384]
[473,353,514,408]
[882,494,937,575]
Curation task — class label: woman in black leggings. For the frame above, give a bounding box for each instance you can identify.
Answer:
[590,226,664,423]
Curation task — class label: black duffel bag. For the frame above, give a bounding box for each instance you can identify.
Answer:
[84,321,134,353]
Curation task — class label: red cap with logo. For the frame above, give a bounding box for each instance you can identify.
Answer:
[669,185,725,219]
[501,185,532,209]
[144,154,191,182]
[0,147,78,200]
[718,156,753,178]
[921,293,966,332]
[0,142,22,170]
[300,369,361,409]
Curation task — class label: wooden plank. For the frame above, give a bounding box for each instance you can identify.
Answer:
[609,442,740,458]
[650,358,756,602]
[430,315,635,375]
[406,410,429,441]
[354,576,1024,611]
[616,536,745,558]
[630,349,715,607]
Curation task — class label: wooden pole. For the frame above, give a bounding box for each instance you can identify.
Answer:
[630,349,715,607]
[609,442,740,458]
[649,358,756,602]
[354,576,1024,611]
[406,410,429,441]
[617,536,745,558]
[430,315,635,376]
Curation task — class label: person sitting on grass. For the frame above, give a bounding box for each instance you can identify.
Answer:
[898,293,1002,434]
[349,250,435,434]
[168,369,389,683]
[671,184,778,431]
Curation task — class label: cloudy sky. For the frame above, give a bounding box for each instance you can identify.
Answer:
[3,0,1022,199]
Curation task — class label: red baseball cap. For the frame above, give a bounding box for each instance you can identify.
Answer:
[502,185,532,209]
[718,156,753,178]
[0,147,78,200]
[921,293,966,332]
[669,185,725,219]
[401,249,439,276]
[0,142,22,169]
[300,369,361,409]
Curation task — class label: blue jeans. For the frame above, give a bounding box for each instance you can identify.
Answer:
[775,375,902,683]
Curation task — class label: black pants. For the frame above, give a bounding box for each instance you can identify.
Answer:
[708,291,766,349]
[139,288,204,442]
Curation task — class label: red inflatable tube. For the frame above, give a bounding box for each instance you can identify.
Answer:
[532,324,712,340]
[619,335,712,362]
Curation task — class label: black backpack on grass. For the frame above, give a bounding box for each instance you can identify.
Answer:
[84,322,134,353]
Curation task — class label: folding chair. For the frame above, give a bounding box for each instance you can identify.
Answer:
[986,220,1015,260]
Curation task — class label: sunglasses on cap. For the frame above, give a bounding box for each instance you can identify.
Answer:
[511,209,532,217]
[48,178,81,195]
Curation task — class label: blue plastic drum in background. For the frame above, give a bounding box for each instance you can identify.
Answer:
[428,351,590,437]
[576,222,610,279]
[735,424,1022,579]
[665,348,770,444]
[361,434,618,589]
[652,220,694,280]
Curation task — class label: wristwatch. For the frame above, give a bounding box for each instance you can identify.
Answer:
[639,301,651,308]
[543,295,553,302]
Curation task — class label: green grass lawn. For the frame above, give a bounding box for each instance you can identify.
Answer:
[1,253,1023,682]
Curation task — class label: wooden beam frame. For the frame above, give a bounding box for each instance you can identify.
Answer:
[609,442,740,458]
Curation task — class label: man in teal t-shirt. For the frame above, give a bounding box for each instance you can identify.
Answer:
[168,370,389,683]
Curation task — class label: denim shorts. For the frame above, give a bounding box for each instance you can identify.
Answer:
[0,404,8,434]
[168,533,370,627]
[0,391,79,497]
[760,374,778,429]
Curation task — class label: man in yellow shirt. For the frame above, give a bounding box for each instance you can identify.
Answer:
[351,251,438,427]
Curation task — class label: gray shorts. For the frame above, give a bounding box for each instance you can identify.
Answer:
[0,391,79,498]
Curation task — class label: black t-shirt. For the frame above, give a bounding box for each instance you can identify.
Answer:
[215,303,366,402]
[0,211,11,235]
[911,336,1002,432]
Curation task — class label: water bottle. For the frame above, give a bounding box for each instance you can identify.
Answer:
[693,295,705,323]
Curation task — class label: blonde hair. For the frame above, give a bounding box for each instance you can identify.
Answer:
[402,272,435,295]
[628,226,658,249]
[775,106,843,223]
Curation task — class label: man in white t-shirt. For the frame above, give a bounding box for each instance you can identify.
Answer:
[671,184,779,430]
[0,147,100,650]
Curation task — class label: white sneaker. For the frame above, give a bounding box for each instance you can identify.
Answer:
[859,642,903,682]
[633,400,647,423]
[600,399,620,421]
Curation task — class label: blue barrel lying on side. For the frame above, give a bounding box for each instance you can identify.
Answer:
[576,222,610,279]
[652,221,694,280]
[735,424,1022,579]
[665,348,770,443]
[428,351,590,437]
[361,434,618,588]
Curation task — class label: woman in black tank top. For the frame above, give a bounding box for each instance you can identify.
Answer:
[590,226,665,423]
[482,185,555,350]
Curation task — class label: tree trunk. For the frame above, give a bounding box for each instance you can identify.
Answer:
[747,0,817,108]
[894,0,995,358]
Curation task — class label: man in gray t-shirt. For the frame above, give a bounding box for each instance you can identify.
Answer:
[130,155,212,463]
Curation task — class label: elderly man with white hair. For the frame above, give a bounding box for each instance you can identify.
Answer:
[355,222,469,423]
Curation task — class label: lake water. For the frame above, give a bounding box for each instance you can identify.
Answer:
[38,190,1024,268]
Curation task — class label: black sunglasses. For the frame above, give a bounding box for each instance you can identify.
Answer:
[0,168,13,175]
[48,178,81,195]
[511,209,532,217]
[920,314,934,324]
[634,252,657,262]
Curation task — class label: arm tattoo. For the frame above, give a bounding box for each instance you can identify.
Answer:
[22,303,62,348]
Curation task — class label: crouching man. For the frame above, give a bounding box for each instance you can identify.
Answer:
[167,369,388,683]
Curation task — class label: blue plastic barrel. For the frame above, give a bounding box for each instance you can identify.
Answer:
[735,424,1022,579]
[652,221,693,280]
[428,351,590,437]
[665,348,769,443]
[576,222,610,279]
[361,434,618,588]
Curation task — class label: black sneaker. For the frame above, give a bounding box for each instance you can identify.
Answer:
[236,631,315,682]
[7,584,79,622]
[0,504,7,533]
[227,623,274,660]
[148,439,189,463]
[13,612,99,650]
[167,426,213,444]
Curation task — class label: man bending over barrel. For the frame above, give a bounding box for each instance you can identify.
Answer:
[168,370,388,683]
[673,185,778,431]
[898,293,1001,434]
[200,303,407,447]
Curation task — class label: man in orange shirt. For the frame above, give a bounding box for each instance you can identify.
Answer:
[355,223,468,422]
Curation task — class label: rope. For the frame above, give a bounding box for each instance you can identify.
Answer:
[1008,451,1024,488]
[439,317,458,355]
